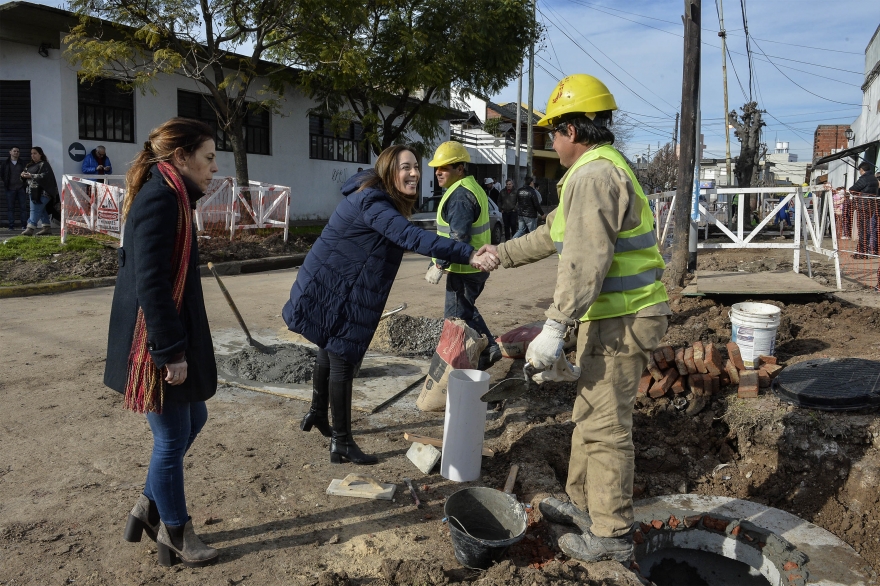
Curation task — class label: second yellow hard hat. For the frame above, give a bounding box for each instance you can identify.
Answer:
[537,74,618,127]
[428,141,471,167]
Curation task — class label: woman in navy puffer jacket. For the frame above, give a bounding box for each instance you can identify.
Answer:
[283,145,493,464]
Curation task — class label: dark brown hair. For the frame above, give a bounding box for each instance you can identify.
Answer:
[358,145,420,218]
[123,117,215,220]
[30,146,47,162]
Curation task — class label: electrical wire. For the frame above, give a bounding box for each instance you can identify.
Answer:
[740,0,754,100]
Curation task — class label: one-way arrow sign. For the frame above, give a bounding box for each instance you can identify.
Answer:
[68,142,86,162]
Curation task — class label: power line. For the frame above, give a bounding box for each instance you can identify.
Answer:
[740,0,754,101]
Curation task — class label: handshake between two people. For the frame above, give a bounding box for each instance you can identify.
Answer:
[425,244,502,284]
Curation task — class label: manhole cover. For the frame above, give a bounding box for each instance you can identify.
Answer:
[773,358,880,411]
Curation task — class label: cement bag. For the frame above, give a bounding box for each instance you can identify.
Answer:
[496,320,578,359]
[417,318,488,412]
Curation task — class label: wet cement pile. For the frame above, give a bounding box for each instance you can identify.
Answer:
[218,344,316,384]
[370,314,444,357]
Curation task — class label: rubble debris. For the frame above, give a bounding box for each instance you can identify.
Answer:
[218,344,315,384]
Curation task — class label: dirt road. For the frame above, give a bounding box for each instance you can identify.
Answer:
[3,249,880,585]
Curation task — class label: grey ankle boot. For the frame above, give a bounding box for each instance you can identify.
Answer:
[123,494,160,542]
[35,225,52,236]
[20,226,35,236]
[539,496,593,532]
[157,519,218,568]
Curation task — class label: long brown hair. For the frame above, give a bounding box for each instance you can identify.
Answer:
[123,117,215,220]
[358,145,420,218]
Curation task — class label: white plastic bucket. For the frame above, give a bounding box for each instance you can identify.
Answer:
[730,302,781,369]
[441,369,490,482]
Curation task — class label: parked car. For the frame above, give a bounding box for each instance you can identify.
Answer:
[410,196,505,245]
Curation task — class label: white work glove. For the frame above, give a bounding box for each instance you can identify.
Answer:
[425,264,444,285]
[525,319,567,370]
[532,354,581,383]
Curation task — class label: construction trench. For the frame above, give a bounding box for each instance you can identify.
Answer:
[212,294,880,586]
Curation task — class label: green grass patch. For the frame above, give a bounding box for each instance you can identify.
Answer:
[0,235,107,261]
[287,225,324,236]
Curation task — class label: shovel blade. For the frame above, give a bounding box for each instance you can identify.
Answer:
[480,378,529,403]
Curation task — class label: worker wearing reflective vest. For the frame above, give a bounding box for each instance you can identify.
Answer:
[426,141,501,368]
[477,74,670,563]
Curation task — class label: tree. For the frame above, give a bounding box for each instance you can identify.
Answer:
[65,0,314,185]
[287,0,541,156]
[729,101,765,219]
[636,143,679,193]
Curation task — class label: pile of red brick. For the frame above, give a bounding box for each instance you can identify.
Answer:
[638,341,783,401]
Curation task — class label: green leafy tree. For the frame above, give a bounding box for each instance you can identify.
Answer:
[65,0,313,185]
[286,0,541,156]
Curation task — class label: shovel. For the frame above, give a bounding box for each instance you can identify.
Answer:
[207,262,274,354]
[480,364,535,402]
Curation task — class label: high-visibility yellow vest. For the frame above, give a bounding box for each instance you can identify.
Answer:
[433,175,491,274]
[550,145,668,321]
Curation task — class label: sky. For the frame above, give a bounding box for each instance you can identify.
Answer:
[6,0,879,161]
[494,0,880,160]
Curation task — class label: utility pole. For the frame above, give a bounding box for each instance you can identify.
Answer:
[673,112,679,148]
[526,0,535,179]
[514,63,523,186]
[719,0,733,187]
[665,0,701,289]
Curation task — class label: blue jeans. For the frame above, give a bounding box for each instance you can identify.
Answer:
[513,216,538,238]
[143,400,208,527]
[445,271,496,350]
[6,187,28,228]
[27,194,51,228]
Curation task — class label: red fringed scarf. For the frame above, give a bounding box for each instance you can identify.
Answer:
[123,161,194,414]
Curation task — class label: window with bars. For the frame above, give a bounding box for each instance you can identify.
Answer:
[177,90,271,155]
[78,78,135,143]
[309,115,370,164]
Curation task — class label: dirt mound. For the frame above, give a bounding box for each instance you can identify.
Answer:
[370,314,444,356]
[217,343,316,383]
[198,231,316,263]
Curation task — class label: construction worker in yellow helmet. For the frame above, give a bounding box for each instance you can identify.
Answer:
[476,74,670,563]
[425,141,501,369]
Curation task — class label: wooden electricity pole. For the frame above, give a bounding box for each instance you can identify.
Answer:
[719,0,733,186]
[515,63,523,185]
[526,0,535,179]
[665,0,701,289]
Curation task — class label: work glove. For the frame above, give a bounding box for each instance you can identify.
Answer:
[425,264,444,285]
[531,353,581,384]
[525,319,567,370]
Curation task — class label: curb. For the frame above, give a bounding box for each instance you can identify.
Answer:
[0,253,308,299]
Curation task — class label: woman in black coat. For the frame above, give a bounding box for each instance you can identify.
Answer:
[104,118,219,568]
[19,146,59,236]
[283,145,497,465]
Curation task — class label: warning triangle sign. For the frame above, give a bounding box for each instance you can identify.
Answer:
[97,189,118,212]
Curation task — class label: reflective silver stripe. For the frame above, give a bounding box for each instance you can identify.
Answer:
[600,267,664,293]
[614,231,657,253]
[437,222,489,236]
[555,241,563,254]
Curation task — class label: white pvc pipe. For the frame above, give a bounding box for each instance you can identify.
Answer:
[440,369,490,482]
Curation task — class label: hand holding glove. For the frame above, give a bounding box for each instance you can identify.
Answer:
[425,264,444,284]
[531,353,581,383]
[525,319,567,370]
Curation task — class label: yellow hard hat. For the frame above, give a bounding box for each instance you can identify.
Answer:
[537,74,618,127]
[428,141,470,167]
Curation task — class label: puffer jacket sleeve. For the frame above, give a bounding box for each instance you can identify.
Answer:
[361,191,474,264]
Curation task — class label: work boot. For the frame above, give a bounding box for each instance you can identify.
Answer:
[157,519,218,568]
[35,225,52,236]
[329,378,378,465]
[21,225,35,236]
[558,529,633,564]
[300,364,332,437]
[123,494,160,542]
[539,497,592,532]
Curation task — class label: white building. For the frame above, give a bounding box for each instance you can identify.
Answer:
[814,24,880,188]
[766,141,809,186]
[0,1,444,222]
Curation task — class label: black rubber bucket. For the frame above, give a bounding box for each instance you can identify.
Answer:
[444,487,528,569]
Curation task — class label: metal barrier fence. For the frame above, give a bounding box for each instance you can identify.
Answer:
[61,175,290,244]
[833,192,880,290]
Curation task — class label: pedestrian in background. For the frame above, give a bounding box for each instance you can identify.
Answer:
[105,117,220,568]
[1,146,28,230]
[513,175,543,237]
[82,145,113,178]
[850,162,879,258]
[20,147,58,236]
[499,178,518,240]
[483,177,500,206]
[284,145,497,465]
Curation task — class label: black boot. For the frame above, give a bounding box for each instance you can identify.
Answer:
[329,378,378,465]
[123,494,160,542]
[300,364,331,437]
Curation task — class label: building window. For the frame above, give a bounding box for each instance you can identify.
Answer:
[309,115,370,164]
[78,78,135,142]
[177,90,271,155]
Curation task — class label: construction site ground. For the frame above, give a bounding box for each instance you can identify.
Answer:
[2,247,880,585]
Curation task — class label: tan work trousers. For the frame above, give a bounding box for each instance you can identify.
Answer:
[565,314,668,538]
